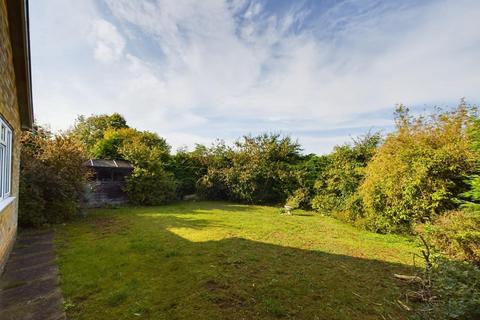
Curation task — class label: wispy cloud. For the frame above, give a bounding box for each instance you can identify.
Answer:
[91,19,125,63]
[30,0,480,153]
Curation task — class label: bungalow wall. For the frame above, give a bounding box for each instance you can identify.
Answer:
[0,0,24,272]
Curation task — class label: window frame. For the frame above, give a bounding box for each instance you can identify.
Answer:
[0,117,13,202]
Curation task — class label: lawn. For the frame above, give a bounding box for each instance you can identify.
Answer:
[55,201,421,320]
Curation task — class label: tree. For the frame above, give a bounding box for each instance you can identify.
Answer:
[69,113,128,155]
[209,133,302,204]
[101,129,176,205]
[311,132,381,219]
[73,121,176,205]
[460,110,480,210]
[359,104,476,233]
[91,127,170,162]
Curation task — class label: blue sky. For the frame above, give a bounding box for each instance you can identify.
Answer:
[29,0,480,154]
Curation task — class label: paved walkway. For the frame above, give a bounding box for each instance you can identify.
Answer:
[0,230,66,320]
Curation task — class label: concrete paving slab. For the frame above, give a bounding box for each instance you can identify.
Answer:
[0,230,66,320]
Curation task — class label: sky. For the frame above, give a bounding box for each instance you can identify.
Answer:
[29,0,480,154]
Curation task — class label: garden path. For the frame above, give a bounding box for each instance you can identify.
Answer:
[0,230,66,320]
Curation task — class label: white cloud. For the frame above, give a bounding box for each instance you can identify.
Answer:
[29,0,480,153]
[92,19,125,63]
[298,135,356,155]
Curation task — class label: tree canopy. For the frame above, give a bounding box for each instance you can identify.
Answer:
[69,113,128,155]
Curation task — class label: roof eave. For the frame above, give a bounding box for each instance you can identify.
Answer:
[7,0,33,130]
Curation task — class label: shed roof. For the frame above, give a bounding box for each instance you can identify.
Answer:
[85,159,134,169]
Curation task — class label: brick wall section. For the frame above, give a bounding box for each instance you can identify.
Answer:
[0,0,23,273]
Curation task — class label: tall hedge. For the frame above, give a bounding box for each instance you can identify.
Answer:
[19,126,90,227]
[196,134,302,204]
[311,133,380,219]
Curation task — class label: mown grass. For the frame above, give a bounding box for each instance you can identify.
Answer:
[55,201,421,319]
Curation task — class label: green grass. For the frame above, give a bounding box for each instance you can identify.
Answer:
[55,201,421,320]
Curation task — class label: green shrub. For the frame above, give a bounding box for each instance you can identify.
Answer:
[460,175,480,211]
[196,169,229,200]
[412,257,480,320]
[116,131,177,205]
[424,210,480,266]
[311,133,380,216]
[19,161,47,226]
[344,192,366,222]
[224,133,301,204]
[19,126,90,227]
[290,154,330,209]
[124,167,177,205]
[167,147,207,197]
[194,142,231,200]
[460,116,480,211]
[360,104,476,233]
[311,193,340,213]
[196,134,301,204]
[285,188,309,210]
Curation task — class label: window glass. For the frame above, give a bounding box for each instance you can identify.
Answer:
[6,131,11,195]
[0,146,4,199]
[0,118,12,200]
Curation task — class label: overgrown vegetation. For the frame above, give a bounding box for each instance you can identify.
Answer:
[69,114,176,205]
[70,113,128,153]
[311,133,380,221]
[19,126,90,226]
[423,210,480,266]
[35,102,480,234]
[167,146,206,197]
[360,105,476,233]
[21,101,480,317]
[422,258,480,320]
[382,103,480,319]
[196,134,302,204]
[398,237,480,320]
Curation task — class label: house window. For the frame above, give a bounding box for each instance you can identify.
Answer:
[0,118,12,200]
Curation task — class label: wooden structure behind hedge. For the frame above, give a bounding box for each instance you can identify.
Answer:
[84,159,133,207]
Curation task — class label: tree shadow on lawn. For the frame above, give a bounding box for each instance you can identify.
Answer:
[60,212,417,320]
